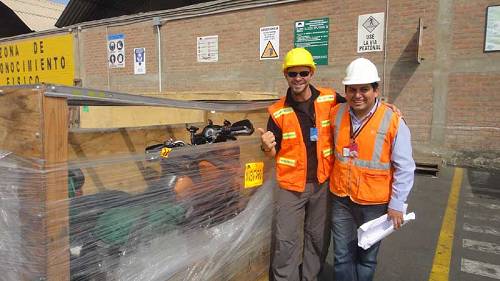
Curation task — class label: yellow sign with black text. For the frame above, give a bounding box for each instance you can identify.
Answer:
[0,34,74,86]
[244,162,264,188]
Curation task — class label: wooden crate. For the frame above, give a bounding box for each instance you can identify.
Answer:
[0,85,272,281]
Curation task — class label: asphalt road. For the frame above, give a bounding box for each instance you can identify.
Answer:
[318,166,500,281]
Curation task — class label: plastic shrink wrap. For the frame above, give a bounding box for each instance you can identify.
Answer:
[0,138,274,281]
[0,86,274,281]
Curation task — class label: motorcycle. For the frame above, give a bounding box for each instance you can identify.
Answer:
[69,119,254,280]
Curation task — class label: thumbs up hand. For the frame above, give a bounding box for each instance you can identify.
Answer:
[257,128,276,153]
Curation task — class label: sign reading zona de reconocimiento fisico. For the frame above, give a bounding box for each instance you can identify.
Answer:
[0,34,75,86]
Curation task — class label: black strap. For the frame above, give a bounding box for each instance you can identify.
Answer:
[349,107,377,141]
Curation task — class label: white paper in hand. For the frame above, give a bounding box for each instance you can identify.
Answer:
[357,205,415,250]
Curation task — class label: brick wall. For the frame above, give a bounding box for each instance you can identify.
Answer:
[445,0,500,152]
[81,21,159,92]
[447,73,500,151]
[75,0,500,154]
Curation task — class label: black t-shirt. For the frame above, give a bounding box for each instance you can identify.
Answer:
[267,86,346,183]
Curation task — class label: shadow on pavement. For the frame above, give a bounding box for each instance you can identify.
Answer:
[467,168,500,199]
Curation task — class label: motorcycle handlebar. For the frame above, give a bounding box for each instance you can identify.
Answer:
[228,125,254,136]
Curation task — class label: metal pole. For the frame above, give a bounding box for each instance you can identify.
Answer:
[382,0,389,101]
[105,26,110,90]
[156,24,162,93]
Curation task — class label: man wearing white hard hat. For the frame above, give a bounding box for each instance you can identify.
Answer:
[328,58,415,281]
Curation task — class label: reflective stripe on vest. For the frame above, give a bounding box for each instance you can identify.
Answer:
[333,104,393,170]
[283,132,297,139]
[273,107,294,119]
[334,151,391,170]
[268,88,336,192]
[317,95,335,103]
[333,104,347,143]
[278,157,296,167]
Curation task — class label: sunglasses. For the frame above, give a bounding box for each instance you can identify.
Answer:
[287,71,310,78]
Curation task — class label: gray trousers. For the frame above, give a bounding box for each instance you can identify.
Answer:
[269,181,330,281]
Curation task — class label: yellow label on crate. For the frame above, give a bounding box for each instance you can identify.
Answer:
[244,162,264,188]
[160,147,172,158]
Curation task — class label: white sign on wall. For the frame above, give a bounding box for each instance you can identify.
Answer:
[107,33,125,68]
[134,48,146,74]
[260,26,279,60]
[357,13,385,53]
[197,35,218,62]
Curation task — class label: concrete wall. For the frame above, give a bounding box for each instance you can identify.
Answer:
[445,1,500,153]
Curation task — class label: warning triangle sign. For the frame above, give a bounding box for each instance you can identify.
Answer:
[261,41,278,59]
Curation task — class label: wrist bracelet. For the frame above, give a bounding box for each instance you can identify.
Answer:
[260,145,272,152]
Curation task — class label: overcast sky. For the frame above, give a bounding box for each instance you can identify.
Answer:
[51,0,70,4]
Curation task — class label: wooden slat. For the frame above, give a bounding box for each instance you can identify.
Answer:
[79,106,206,129]
[143,91,279,101]
[41,95,69,281]
[0,89,46,280]
[69,126,189,159]
[77,90,277,129]
[414,154,441,177]
[0,88,43,159]
[68,126,190,194]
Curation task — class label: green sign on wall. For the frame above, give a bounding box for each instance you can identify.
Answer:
[294,18,329,65]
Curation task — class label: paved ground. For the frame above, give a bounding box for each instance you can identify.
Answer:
[449,167,500,281]
[318,166,500,281]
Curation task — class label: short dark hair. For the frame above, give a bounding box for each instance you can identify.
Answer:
[344,82,379,93]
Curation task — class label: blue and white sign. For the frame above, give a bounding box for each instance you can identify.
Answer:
[107,33,125,68]
[134,47,146,74]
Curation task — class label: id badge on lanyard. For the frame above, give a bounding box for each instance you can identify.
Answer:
[346,118,368,158]
[345,101,377,158]
[343,139,359,158]
[310,127,318,142]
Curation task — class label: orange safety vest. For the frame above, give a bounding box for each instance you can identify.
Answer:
[329,103,400,204]
[268,88,336,192]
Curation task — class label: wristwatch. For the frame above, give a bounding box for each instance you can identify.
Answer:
[260,145,272,152]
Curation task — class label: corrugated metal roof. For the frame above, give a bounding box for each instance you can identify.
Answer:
[0,0,302,42]
[55,0,302,28]
[1,0,65,31]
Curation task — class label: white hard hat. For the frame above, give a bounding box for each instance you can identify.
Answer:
[342,58,381,85]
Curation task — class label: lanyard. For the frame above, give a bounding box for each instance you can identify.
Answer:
[350,116,372,142]
[349,106,377,142]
